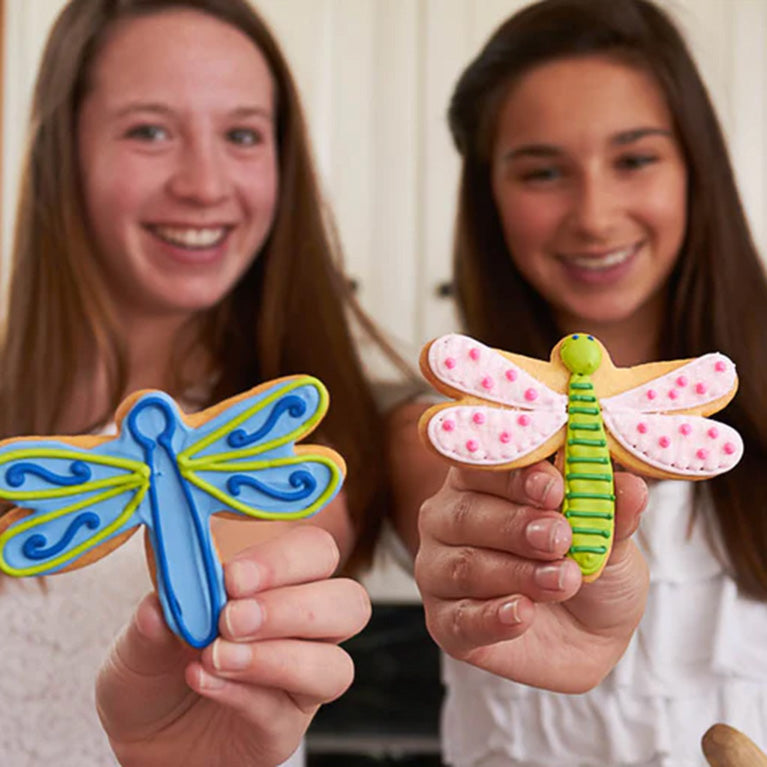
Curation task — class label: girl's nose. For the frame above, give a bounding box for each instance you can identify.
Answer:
[568,173,618,240]
[167,138,229,205]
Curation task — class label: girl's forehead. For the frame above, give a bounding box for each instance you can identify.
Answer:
[87,9,273,109]
[495,55,672,147]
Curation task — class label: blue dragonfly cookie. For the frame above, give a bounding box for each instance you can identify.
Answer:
[0,375,344,648]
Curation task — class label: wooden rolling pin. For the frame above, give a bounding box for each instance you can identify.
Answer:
[703,724,767,766]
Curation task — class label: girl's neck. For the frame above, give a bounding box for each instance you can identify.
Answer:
[68,312,212,433]
[556,290,667,368]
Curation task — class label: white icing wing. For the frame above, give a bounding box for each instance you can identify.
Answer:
[426,334,567,411]
[601,353,737,414]
[426,405,567,467]
[603,410,743,477]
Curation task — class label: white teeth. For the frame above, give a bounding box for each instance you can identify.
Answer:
[568,246,635,270]
[152,226,227,248]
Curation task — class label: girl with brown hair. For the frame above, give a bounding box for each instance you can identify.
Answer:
[389,0,767,764]
[0,0,389,763]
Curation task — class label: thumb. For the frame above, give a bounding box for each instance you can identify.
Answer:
[96,593,196,739]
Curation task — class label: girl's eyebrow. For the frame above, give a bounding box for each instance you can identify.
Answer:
[612,126,673,144]
[501,126,674,162]
[112,102,273,120]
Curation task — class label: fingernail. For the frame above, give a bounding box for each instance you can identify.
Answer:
[534,564,566,591]
[227,559,261,596]
[212,639,252,671]
[223,599,263,639]
[196,667,226,690]
[498,599,523,625]
[525,519,570,553]
[525,472,555,505]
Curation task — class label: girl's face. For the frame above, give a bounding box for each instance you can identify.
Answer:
[77,9,278,322]
[491,55,687,335]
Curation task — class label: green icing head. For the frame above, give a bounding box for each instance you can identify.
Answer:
[560,334,602,375]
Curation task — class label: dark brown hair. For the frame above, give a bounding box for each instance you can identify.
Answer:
[0,0,396,571]
[448,0,767,597]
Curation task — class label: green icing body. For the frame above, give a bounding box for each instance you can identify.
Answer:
[560,335,615,577]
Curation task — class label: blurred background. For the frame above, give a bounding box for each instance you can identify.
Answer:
[2,1,767,764]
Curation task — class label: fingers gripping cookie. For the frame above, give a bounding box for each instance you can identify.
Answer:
[419,333,743,581]
[0,376,345,648]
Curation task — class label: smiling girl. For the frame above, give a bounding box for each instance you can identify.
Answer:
[0,1,391,764]
[389,0,767,764]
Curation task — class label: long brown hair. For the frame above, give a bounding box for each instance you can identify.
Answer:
[448,0,767,597]
[0,0,395,571]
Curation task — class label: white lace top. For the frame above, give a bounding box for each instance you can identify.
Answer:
[441,480,767,767]
[0,533,149,766]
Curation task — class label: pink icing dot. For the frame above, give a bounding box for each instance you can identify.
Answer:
[696,448,709,460]
[715,360,727,373]
[724,442,736,455]
[676,376,688,387]
[695,382,707,395]
[469,348,480,361]
[659,436,671,448]
[481,376,494,390]
[637,422,648,434]
[499,431,511,443]
[472,412,486,425]
[647,389,657,400]
[679,423,692,435]
[505,369,517,382]
[444,357,456,370]
[442,419,455,432]
[518,415,531,427]
[524,388,538,402]
[707,427,719,439]
[668,389,679,400]
[466,439,479,452]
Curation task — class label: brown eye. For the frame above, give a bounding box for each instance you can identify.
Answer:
[227,128,262,146]
[125,124,169,142]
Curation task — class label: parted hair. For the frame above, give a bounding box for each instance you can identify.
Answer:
[448,0,767,597]
[0,0,393,571]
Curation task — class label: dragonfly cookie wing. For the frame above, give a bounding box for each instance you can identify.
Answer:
[0,441,148,576]
[602,410,743,477]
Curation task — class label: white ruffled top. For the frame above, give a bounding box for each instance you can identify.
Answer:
[441,480,767,766]
[0,533,149,766]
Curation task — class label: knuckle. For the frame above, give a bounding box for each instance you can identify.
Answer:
[448,492,475,538]
[447,546,476,592]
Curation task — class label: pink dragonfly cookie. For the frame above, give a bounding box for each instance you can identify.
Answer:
[418,332,743,581]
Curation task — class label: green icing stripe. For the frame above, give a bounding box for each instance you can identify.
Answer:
[566,491,616,501]
[565,472,612,481]
[570,423,600,431]
[570,545,608,554]
[565,510,614,519]
[568,437,606,446]
[569,394,596,403]
[571,527,611,538]
[566,456,609,464]
[568,406,600,415]
[570,382,593,390]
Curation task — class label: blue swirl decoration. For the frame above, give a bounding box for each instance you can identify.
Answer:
[226,470,317,501]
[6,460,92,488]
[227,394,308,448]
[21,512,101,560]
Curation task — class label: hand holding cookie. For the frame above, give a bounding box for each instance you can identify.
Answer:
[416,460,648,692]
[97,525,370,767]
